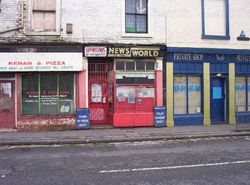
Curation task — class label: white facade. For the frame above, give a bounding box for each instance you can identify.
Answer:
[0,0,166,45]
[166,0,250,49]
[60,0,166,44]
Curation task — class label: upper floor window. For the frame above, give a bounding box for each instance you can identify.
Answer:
[125,0,148,33]
[32,0,56,31]
[201,0,230,40]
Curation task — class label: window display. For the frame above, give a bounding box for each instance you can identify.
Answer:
[22,74,75,115]
[236,77,246,112]
[174,75,201,115]
[174,76,187,114]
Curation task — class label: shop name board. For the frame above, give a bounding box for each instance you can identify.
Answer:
[236,55,250,62]
[0,53,83,72]
[108,47,162,57]
[169,52,250,63]
[173,53,204,61]
[85,46,107,57]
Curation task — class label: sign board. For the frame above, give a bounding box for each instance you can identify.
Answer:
[108,46,164,58]
[84,46,107,57]
[154,106,166,127]
[167,52,250,63]
[0,52,83,72]
[83,46,165,58]
[76,108,90,129]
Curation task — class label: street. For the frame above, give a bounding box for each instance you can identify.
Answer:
[0,136,250,185]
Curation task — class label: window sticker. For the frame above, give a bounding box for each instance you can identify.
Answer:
[91,84,102,103]
[213,87,222,99]
[128,93,135,104]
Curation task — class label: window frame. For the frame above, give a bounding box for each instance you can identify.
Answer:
[201,0,230,40]
[235,76,250,112]
[174,74,202,115]
[116,59,155,71]
[21,73,76,116]
[125,0,148,33]
[27,0,60,35]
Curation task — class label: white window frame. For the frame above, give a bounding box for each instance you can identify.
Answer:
[27,0,61,36]
[121,0,152,38]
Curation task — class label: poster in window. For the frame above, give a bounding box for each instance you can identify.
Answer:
[236,77,246,112]
[117,92,125,102]
[188,77,201,114]
[137,87,154,98]
[174,76,187,114]
[59,74,74,114]
[22,74,39,115]
[128,93,135,104]
[91,84,102,103]
[0,83,13,110]
[40,74,58,115]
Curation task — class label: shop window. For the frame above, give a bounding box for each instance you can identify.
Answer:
[32,0,56,31]
[125,0,148,33]
[136,61,145,70]
[116,62,125,70]
[116,60,155,71]
[174,75,201,115]
[22,74,74,115]
[126,62,135,70]
[235,76,250,112]
[146,62,155,70]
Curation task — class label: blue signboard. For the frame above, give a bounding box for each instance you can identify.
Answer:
[76,108,90,129]
[154,107,166,127]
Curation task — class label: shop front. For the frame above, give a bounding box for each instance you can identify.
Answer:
[165,47,250,127]
[84,45,165,127]
[0,46,85,131]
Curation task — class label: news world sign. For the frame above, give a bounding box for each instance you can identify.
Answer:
[0,53,83,72]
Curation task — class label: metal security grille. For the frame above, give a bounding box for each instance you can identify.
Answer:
[88,63,113,80]
[88,63,113,124]
[236,105,250,131]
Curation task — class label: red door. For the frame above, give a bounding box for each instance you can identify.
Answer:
[89,80,108,124]
[88,63,113,125]
[0,80,15,128]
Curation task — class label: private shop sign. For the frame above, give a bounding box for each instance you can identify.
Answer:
[0,53,83,72]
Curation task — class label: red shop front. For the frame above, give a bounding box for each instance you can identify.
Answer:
[85,45,164,127]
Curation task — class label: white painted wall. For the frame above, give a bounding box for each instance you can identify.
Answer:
[61,0,166,45]
[166,0,250,49]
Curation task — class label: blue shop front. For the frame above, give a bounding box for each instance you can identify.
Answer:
[165,47,250,126]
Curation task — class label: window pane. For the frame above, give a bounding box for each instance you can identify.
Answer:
[33,12,44,30]
[40,74,58,115]
[188,77,201,114]
[136,0,147,14]
[136,61,145,70]
[33,0,55,10]
[44,12,56,30]
[116,62,125,70]
[236,77,246,112]
[126,62,135,70]
[22,74,39,115]
[126,0,136,13]
[248,77,250,111]
[59,74,74,114]
[126,15,136,32]
[174,76,187,114]
[146,62,155,70]
[136,15,147,32]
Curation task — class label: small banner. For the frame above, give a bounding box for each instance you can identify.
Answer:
[76,108,90,129]
[154,107,166,127]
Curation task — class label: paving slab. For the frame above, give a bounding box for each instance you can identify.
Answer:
[0,124,250,146]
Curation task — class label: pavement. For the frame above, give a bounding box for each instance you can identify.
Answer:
[0,124,250,146]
